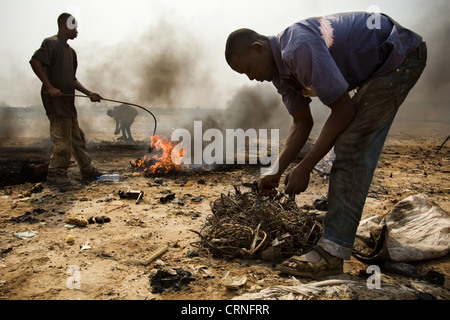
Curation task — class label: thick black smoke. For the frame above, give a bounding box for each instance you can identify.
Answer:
[82,18,214,108]
[409,0,450,100]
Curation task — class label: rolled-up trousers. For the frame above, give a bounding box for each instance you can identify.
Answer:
[318,43,427,259]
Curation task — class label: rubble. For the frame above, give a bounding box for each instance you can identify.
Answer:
[159,192,176,204]
[150,267,196,293]
[221,271,247,290]
[0,133,448,301]
[13,231,38,239]
[87,216,111,224]
[65,214,89,226]
[65,234,75,243]
[129,245,169,266]
[10,209,44,224]
[118,189,144,204]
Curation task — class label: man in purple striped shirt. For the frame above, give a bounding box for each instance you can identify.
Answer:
[226,11,426,278]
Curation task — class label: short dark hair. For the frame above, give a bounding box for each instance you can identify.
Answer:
[57,12,75,29]
[225,28,267,65]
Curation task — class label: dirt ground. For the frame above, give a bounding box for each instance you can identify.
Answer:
[0,120,449,301]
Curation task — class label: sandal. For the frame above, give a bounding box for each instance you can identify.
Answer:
[276,245,344,279]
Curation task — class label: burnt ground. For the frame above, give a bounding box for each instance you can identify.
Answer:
[0,122,449,302]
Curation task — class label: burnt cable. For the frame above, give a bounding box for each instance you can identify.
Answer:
[44,93,157,136]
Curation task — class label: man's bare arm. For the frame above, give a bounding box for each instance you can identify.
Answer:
[297,92,354,172]
[277,106,314,176]
[29,58,62,97]
[258,105,314,193]
[74,80,102,102]
[284,92,354,194]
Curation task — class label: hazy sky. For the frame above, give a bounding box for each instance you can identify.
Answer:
[0,0,448,108]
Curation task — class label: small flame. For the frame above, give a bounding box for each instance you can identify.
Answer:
[132,135,184,176]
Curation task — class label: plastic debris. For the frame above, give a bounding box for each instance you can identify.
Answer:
[221,271,247,290]
[80,241,91,250]
[314,148,335,177]
[97,174,120,182]
[150,267,195,293]
[14,231,38,239]
[193,266,215,279]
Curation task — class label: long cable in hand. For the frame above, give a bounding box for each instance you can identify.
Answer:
[49,93,158,136]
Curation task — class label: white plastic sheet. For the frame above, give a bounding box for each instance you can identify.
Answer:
[354,194,450,262]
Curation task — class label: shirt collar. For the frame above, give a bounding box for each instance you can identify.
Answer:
[268,35,309,95]
[268,35,292,81]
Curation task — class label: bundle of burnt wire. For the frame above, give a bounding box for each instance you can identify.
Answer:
[190,184,322,259]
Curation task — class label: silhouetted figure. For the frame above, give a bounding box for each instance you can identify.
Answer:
[107,104,138,141]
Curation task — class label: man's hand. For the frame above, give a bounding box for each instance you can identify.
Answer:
[89,92,103,102]
[284,163,311,195]
[74,80,102,102]
[258,175,280,195]
[47,86,62,98]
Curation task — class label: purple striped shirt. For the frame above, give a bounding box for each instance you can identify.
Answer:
[269,12,423,114]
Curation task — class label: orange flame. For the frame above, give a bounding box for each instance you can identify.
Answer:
[132,135,184,176]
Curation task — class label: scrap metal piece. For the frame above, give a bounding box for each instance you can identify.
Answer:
[118,190,144,204]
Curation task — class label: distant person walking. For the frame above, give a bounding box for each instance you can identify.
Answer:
[30,13,103,190]
[107,104,138,142]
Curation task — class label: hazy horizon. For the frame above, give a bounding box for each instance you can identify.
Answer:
[0,1,448,144]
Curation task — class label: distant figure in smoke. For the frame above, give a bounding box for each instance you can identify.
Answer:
[30,13,103,190]
[107,104,138,142]
[226,12,426,278]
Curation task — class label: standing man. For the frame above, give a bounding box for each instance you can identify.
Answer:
[30,13,103,190]
[226,11,426,278]
[107,104,139,142]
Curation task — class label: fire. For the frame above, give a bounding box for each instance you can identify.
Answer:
[131,135,184,176]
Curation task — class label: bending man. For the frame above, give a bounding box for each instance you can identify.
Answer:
[226,12,426,278]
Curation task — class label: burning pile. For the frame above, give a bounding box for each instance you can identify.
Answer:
[191,187,322,259]
[131,135,185,176]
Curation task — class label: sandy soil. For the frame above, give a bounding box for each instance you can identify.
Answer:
[0,121,449,301]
